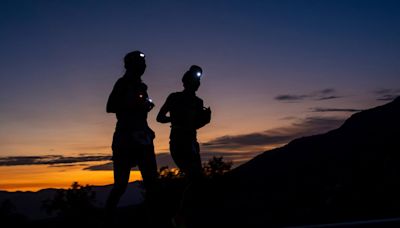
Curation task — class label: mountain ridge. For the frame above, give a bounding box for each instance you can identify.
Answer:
[185,97,400,227]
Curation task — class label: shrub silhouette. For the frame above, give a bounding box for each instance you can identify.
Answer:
[159,166,184,179]
[42,182,96,218]
[158,156,232,180]
[203,156,232,178]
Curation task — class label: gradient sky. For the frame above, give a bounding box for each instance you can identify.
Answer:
[1,0,400,191]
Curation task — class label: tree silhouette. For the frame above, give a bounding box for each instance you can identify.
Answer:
[203,156,233,178]
[158,156,232,180]
[42,182,96,218]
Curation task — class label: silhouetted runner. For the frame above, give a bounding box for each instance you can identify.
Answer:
[157,65,211,180]
[157,65,211,227]
[105,51,159,223]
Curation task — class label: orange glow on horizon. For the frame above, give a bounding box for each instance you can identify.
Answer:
[0,113,287,192]
[0,162,142,192]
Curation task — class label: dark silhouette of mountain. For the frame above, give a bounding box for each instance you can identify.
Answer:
[185,97,400,227]
[0,181,144,221]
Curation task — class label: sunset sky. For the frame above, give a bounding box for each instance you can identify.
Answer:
[1,0,400,191]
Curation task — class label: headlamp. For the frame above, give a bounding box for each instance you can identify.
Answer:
[189,65,202,79]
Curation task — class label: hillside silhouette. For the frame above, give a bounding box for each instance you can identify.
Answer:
[183,97,400,227]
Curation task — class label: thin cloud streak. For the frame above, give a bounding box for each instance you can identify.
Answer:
[203,116,346,151]
[275,94,309,101]
[275,88,342,102]
[84,151,263,171]
[0,155,111,166]
[311,107,363,113]
[316,95,342,101]
[374,89,400,101]
[0,151,261,170]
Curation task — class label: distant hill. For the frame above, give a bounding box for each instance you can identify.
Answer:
[185,97,400,227]
[0,181,144,220]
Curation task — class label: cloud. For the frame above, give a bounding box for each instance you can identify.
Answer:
[275,88,342,102]
[275,94,309,101]
[319,88,335,94]
[49,163,89,168]
[0,155,111,166]
[374,89,400,101]
[203,116,346,151]
[203,134,290,149]
[378,95,398,101]
[83,153,179,171]
[0,150,261,171]
[83,151,263,171]
[311,107,363,113]
[316,95,341,101]
[83,162,114,171]
[68,145,110,151]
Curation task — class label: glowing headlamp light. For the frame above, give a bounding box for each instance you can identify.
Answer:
[187,65,203,80]
[139,53,145,58]
[146,97,153,103]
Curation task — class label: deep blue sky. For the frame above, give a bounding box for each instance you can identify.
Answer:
[0,0,400,158]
